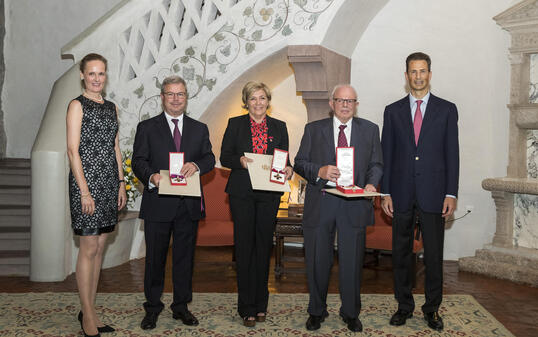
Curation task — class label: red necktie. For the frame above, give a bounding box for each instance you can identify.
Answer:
[337,125,348,147]
[413,100,423,145]
[171,118,181,151]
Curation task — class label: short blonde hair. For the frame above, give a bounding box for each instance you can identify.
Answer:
[242,81,271,109]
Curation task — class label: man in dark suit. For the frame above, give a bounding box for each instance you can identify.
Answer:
[132,75,215,330]
[294,84,383,332]
[380,52,459,331]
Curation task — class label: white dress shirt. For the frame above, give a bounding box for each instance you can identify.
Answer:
[164,111,183,135]
[148,112,188,189]
[323,117,353,187]
[409,91,430,121]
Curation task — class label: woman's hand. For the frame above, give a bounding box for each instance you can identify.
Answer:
[240,156,253,169]
[118,183,127,210]
[81,193,95,216]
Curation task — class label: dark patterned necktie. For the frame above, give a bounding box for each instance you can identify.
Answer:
[337,124,348,147]
[171,118,181,151]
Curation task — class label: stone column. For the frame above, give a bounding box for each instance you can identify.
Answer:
[288,45,351,122]
[459,0,538,286]
[491,191,514,248]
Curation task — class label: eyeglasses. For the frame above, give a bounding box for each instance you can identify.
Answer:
[163,92,187,99]
[333,98,357,105]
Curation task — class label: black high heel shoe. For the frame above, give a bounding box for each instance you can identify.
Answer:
[78,311,111,336]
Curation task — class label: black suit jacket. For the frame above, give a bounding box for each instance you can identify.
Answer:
[381,94,459,213]
[294,117,383,228]
[220,114,289,197]
[132,113,215,222]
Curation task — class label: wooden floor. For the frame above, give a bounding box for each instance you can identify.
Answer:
[1,246,537,336]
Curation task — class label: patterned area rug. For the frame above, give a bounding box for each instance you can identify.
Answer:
[0,293,513,336]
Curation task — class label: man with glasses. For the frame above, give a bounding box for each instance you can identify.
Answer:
[132,75,215,330]
[294,84,383,332]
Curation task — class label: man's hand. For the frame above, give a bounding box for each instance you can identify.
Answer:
[181,162,198,178]
[381,195,394,218]
[442,197,457,218]
[240,156,253,169]
[318,165,340,183]
[150,173,162,187]
[364,184,377,192]
[284,166,293,180]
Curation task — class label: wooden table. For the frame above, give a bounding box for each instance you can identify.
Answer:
[274,209,304,279]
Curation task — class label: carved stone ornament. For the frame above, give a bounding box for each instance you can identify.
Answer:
[494,0,538,30]
[509,52,525,65]
[482,177,538,195]
[512,32,538,50]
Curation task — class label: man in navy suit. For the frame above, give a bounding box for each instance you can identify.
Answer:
[380,52,459,331]
[295,84,383,332]
[132,75,215,330]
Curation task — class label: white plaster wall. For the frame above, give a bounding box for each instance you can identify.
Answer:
[352,0,518,260]
[4,0,522,262]
[270,75,308,161]
[2,0,122,158]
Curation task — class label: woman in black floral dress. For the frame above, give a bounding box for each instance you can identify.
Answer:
[220,81,293,327]
[66,53,126,337]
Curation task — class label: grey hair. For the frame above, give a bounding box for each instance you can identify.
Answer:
[161,75,188,95]
[330,84,357,100]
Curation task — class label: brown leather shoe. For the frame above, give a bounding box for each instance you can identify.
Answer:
[256,313,266,322]
[242,316,256,327]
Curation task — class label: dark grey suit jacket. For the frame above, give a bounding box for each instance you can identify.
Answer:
[294,117,383,228]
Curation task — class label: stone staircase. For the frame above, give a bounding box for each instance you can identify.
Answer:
[459,245,538,286]
[0,158,31,276]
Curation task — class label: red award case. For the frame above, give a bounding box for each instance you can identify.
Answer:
[269,149,288,185]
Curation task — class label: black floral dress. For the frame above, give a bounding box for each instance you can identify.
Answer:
[69,95,119,235]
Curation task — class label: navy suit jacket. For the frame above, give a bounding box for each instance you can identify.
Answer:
[220,114,289,197]
[294,117,383,228]
[132,113,215,222]
[381,94,459,213]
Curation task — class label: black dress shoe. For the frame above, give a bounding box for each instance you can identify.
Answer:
[97,325,115,333]
[424,311,443,331]
[78,311,101,337]
[340,313,363,332]
[305,312,328,331]
[78,311,115,333]
[173,309,199,326]
[389,309,413,326]
[140,312,159,330]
